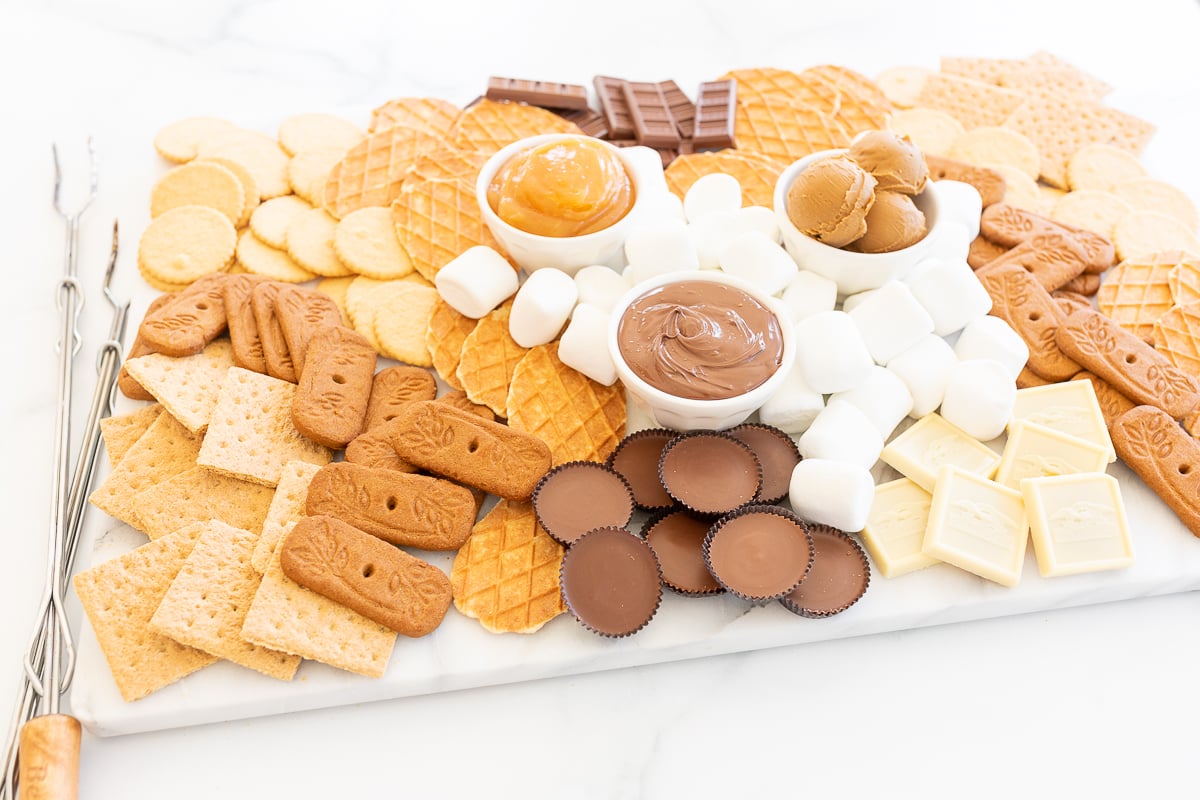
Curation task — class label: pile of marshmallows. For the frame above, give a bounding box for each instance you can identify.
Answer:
[433,148,1030,536]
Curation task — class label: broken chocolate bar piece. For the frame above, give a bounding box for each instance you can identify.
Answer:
[594,76,635,139]
[556,107,609,138]
[692,79,736,150]
[485,76,589,110]
[659,80,695,140]
[622,81,681,148]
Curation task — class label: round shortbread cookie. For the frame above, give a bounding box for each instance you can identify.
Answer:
[345,276,389,350]
[288,147,347,205]
[948,126,1040,181]
[1037,183,1067,216]
[983,162,1041,213]
[1113,177,1199,232]
[1066,143,1147,192]
[198,130,292,199]
[886,107,964,156]
[198,156,260,227]
[235,229,317,283]
[874,66,930,109]
[153,117,237,163]
[1113,210,1200,262]
[249,195,312,250]
[371,281,438,366]
[277,114,364,157]
[1050,190,1132,238]
[136,257,192,293]
[150,161,245,224]
[286,207,353,277]
[316,276,355,325]
[138,205,237,286]
[333,207,414,280]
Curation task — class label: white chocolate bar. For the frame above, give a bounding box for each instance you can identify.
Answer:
[1020,473,1134,578]
[922,466,1028,587]
[994,420,1111,490]
[880,413,1001,493]
[1009,380,1116,462]
[861,477,939,578]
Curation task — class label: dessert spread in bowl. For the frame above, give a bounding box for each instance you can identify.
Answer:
[609,270,794,431]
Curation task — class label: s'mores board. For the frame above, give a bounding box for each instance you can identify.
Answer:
[70,55,1200,735]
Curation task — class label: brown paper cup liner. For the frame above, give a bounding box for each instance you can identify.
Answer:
[702,504,813,603]
[606,428,678,511]
[726,422,801,504]
[642,507,724,597]
[531,460,635,546]
[779,524,871,618]
[658,431,763,517]
[559,526,664,638]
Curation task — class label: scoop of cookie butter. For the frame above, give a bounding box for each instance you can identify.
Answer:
[486,137,635,237]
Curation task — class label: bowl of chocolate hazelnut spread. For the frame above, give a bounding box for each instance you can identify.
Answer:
[609,271,795,431]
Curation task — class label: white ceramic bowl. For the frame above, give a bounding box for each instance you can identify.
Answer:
[773,149,949,295]
[477,133,649,276]
[608,270,796,432]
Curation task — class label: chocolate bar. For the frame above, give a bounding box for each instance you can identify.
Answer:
[692,79,736,150]
[556,107,609,138]
[659,80,695,139]
[485,77,589,110]
[622,81,681,148]
[594,76,635,139]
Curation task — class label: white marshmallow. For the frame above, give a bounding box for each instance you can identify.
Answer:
[683,173,742,223]
[953,316,1029,379]
[434,245,520,319]
[718,231,798,296]
[926,220,973,263]
[905,256,993,336]
[788,459,876,532]
[846,280,935,364]
[797,402,884,469]
[737,205,781,242]
[828,366,914,440]
[886,334,958,418]
[621,146,670,194]
[574,265,632,313]
[840,289,874,314]
[930,179,983,240]
[624,220,700,275]
[756,361,825,435]
[508,268,578,348]
[557,304,617,385]
[690,205,782,269]
[940,358,1017,441]
[780,270,838,323]
[637,190,686,225]
[794,310,874,394]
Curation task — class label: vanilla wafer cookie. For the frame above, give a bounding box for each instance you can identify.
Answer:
[277,113,363,156]
[286,207,353,278]
[154,118,237,164]
[250,195,312,250]
[150,161,245,225]
[138,205,236,287]
[198,129,292,199]
[333,207,414,279]
[287,147,346,205]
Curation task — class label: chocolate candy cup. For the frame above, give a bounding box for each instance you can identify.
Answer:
[779,524,871,618]
[643,509,723,596]
[658,432,762,516]
[606,428,677,511]
[703,505,814,602]
[560,526,664,638]
[727,422,801,504]
[532,461,635,546]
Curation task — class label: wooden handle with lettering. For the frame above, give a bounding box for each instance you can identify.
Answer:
[17,714,80,800]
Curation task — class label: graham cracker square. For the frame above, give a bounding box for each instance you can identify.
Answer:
[99,403,163,468]
[250,460,321,574]
[131,465,275,540]
[122,339,236,434]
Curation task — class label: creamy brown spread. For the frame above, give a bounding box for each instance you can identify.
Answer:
[617,280,784,401]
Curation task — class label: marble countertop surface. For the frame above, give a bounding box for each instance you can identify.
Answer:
[3,0,1200,797]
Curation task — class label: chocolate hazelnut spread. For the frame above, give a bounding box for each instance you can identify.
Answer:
[617,280,785,401]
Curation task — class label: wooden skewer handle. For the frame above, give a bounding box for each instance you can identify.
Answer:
[17,714,80,800]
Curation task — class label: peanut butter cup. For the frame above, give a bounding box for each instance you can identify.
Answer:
[702,505,813,602]
[658,432,761,516]
[643,509,722,596]
[532,461,635,546]
[779,525,870,618]
[606,428,676,511]
[559,527,663,637]
[727,423,801,504]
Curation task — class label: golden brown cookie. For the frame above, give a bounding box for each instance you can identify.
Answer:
[137,273,230,357]
[292,326,377,449]
[362,366,438,431]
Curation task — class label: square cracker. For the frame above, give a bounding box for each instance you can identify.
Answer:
[241,544,396,678]
[250,460,321,574]
[122,339,236,433]
[72,523,217,702]
[99,404,163,468]
[150,520,301,680]
[915,72,1026,130]
[131,465,276,540]
[196,367,332,487]
[89,411,202,528]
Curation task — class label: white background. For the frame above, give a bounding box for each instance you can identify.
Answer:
[2,0,1200,797]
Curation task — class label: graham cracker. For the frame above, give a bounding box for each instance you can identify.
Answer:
[914,72,1025,130]
[121,339,236,434]
[241,544,396,677]
[72,523,217,702]
[150,520,301,680]
[131,465,275,540]
[196,367,332,487]
[99,404,163,468]
[251,460,322,574]
[89,411,203,528]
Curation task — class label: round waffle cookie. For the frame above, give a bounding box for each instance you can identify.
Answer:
[455,301,528,417]
[425,298,476,391]
[664,150,786,210]
[322,124,443,220]
[1152,300,1200,377]
[369,96,460,136]
[447,98,582,156]
[392,172,505,282]
[1097,255,1177,341]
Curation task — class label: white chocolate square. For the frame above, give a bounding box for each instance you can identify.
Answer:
[1020,473,1135,578]
[880,413,1001,492]
[994,420,1111,490]
[922,466,1028,587]
[862,477,939,578]
[1009,380,1115,462]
